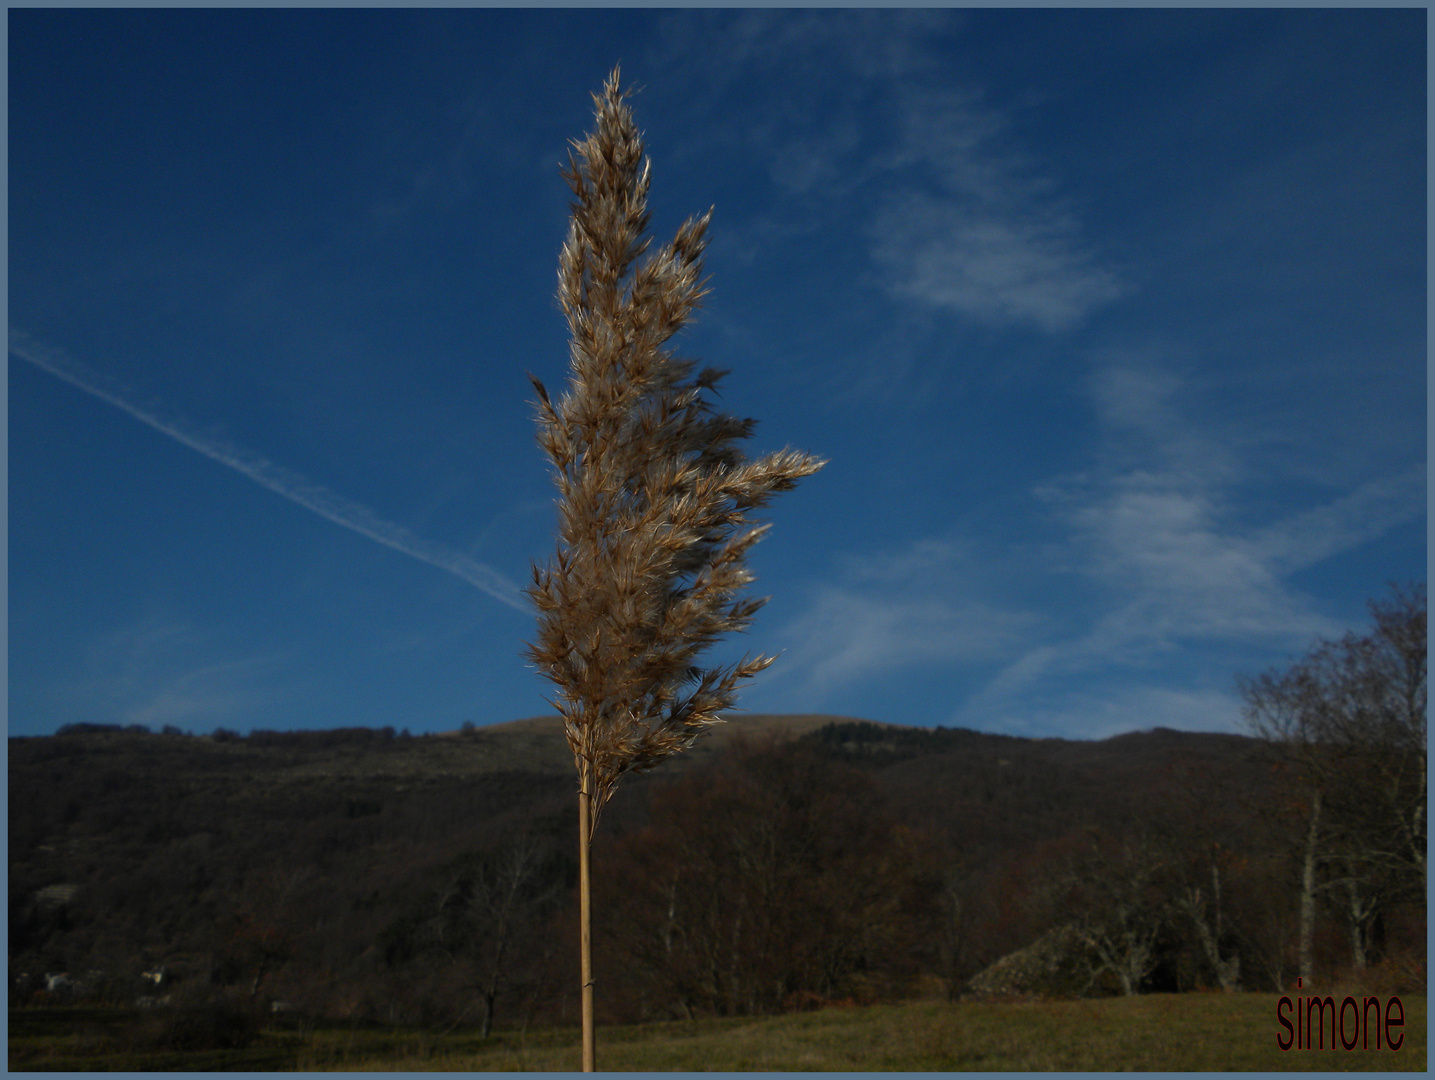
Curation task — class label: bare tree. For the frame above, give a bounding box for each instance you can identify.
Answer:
[525,68,824,1070]
[1150,758,1251,991]
[597,739,921,1018]
[1240,583,1427,984]
[1353,584,1427,902]
[473,835,560,1038]
[1170,847,1242,991]
[223,866,313,1003]
[936,859,984,1001]
[1064,830,1170,996]
[426,834,561,1038]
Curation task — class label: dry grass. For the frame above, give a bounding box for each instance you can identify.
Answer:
[525,66,824,823]
[318,994,1426,1071]
[524,67,823,1068]
[16,994,1425,1071]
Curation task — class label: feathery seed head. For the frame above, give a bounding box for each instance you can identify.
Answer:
[526,67,825,834]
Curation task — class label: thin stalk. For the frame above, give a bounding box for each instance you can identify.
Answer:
[1299,787,1320,987]
[579,767,595,1072]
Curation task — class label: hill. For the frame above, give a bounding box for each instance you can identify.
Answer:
[467,711,873,773]
[9,715,1422,1031]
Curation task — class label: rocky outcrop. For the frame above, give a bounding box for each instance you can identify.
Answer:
[965,923,1098,999]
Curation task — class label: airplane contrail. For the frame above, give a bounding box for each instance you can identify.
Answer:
[9,330,530,613]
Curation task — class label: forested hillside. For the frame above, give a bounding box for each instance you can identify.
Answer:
[9,717,1424,1030]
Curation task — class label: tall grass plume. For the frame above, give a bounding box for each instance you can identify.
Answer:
[524,66,825,1069]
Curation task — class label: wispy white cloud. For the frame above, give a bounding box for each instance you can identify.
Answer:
[651,13,1124,335]
[1056,480,1315,635]
[10,331,529,612]
[1252,465,1426,575]
[773,584,1041,698]
[972,355,1421,715]
[868,86,1125,332]
[870,195,1126,331]
[654,10,952,102]
[125,655,282,730]
[55,613,289,731]
[764,351,1420,735]
[753,537,1046,710]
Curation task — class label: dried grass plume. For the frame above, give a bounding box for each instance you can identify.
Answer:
[525,67,826,834]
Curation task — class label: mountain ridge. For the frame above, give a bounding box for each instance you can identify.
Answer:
[14,711,1361,1029]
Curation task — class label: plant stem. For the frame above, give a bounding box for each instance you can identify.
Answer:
[579,767,595,1072]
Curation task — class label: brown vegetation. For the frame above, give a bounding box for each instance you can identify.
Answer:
[523,66,823,1067]
[11,710,1425,1033]
[10,993,1426,1071]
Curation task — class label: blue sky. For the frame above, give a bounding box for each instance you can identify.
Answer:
[9,9,1426,740]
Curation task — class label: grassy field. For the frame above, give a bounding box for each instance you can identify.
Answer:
[10,993,1425,1072]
